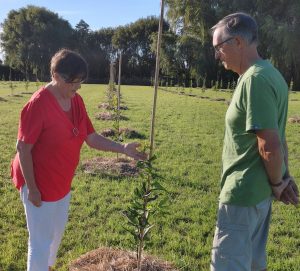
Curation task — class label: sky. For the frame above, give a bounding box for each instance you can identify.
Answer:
[0,0,163,59]
[0,0,162,30]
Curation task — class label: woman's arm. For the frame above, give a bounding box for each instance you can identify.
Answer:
[86,132,146,160]
[16,140,42,207]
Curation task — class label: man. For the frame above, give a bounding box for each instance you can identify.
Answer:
[210,12,299,271]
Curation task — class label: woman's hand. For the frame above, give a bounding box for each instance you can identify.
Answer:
[123,142,147,161]
[28,187,42,207]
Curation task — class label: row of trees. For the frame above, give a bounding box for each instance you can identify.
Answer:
[164,0,300,89]
[1,1,300,89]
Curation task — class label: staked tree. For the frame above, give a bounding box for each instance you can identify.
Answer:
[112,16,170,85]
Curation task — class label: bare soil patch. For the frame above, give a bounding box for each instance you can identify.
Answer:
[81,157,138,177]
[95,112,129,121]
[69,247,178,271]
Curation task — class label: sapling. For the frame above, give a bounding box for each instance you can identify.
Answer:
[123,1,168,270]
[123,154,168,271]
[289,79,293,92]
[202,75,207,92]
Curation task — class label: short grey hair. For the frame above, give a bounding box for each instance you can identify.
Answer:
[210,12,258,45]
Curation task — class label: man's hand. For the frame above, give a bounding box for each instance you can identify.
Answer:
[27,188,42,207]
[123,142,147,161]
[280,177,299,206]
[271,177,290,200]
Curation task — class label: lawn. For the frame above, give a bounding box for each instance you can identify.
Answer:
[0,82,299,270]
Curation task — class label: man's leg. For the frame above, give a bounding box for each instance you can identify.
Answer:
[210,203,252,271]
[250,197,272,271]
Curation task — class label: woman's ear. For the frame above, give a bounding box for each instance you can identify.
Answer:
[52,72,62,82]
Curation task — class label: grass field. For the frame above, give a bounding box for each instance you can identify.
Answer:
[0,81,300,270]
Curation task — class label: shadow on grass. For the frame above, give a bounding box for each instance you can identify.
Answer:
[0,97,8,102]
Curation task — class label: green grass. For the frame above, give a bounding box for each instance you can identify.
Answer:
[0,82,300,270]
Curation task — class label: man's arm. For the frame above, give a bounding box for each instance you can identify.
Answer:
[256,129,298,205]
[256,129,283,186]
[16,140,42,207]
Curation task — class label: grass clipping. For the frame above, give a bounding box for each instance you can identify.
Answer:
[69,247,177,271]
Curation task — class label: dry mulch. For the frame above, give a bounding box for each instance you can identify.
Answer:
[101,128,145,139]
[69,247,178,271]
[101,128,116,137]
[81,157,139,177]
[98,103,128,110]
[288,116,300,123]
[95,112,128,121]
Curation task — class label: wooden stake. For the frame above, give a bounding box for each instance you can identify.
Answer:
[149,0,164,159]
[117,51,122,111]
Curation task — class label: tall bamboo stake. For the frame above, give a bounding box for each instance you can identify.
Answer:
[149,0,164,159]
[117,51,122,111]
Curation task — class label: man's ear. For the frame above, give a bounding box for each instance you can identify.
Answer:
[235,36,245,49]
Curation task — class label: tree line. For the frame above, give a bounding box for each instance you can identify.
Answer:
[0,1,299,89]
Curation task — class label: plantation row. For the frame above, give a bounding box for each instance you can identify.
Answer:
[0,84,300,270]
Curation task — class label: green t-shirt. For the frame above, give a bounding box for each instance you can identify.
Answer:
[220,59,288,206]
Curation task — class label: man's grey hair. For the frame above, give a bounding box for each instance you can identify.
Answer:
[210,12,258,45]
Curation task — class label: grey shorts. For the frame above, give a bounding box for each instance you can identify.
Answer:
[210,197,272,271]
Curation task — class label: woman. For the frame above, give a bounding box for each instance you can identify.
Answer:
[11,49,145,271]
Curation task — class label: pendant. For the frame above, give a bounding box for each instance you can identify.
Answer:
[73,127,79,136]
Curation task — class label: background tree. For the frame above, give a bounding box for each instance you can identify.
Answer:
[112,17,169,85]
[0,5,73,81]
[165,0,300,90]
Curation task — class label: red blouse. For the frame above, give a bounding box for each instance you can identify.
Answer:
[11,87,95,201]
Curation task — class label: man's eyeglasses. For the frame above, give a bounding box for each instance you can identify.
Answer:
[213,37,234,53]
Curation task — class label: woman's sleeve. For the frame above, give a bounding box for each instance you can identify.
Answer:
[18,99,44,144]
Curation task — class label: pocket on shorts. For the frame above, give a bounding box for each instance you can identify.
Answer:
[214,204,251,257]
[213,224,249,257]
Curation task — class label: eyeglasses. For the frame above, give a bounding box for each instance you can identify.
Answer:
[60,74,85,84]
[213,37,234,53]
[64,78,85,84]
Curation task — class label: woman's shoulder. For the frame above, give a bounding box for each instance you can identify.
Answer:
[73,92,86,106]
[23,87,51,111]
[28,86,49,101]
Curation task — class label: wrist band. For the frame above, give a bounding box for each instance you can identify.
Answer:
[270,181,283,187]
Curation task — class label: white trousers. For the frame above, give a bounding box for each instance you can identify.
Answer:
[21,185,70,271]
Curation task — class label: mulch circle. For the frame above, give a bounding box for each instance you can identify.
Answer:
[101,128,116,137]
[98,103,128,110]
[100,128,145,139]
[69,247,178,271]
[81,157,139,177]
[95,112,128,121]
[288,116,300,123]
